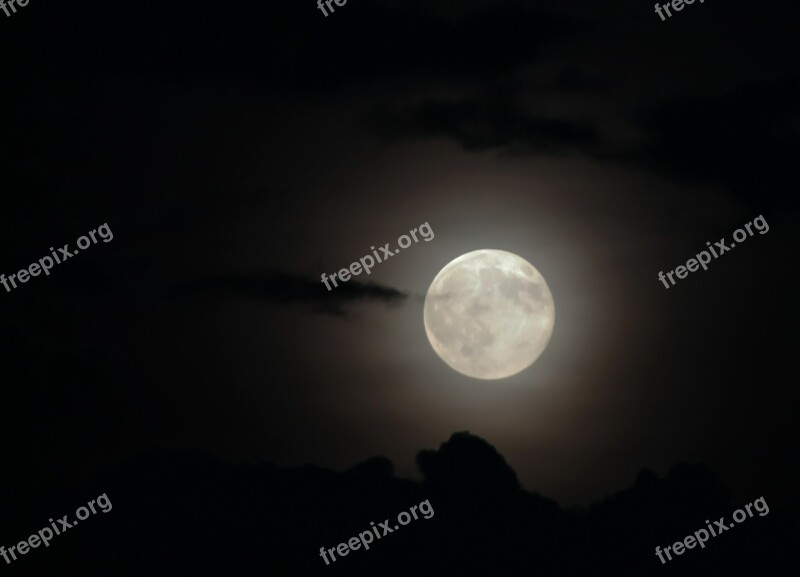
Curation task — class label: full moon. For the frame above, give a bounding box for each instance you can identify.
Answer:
[424,249,555,380]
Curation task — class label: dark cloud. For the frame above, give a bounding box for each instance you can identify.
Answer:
[178,270,408,317]
[633,71,800,209]
[369,69,800,208]
[0,1,578,91]
[371,90,599,154]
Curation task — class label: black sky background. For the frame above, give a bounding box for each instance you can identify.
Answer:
[1,0,798,552]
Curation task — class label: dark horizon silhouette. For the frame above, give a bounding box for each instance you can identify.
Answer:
[2,432,796,576]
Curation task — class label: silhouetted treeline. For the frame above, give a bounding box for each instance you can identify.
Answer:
[1,433,796,576]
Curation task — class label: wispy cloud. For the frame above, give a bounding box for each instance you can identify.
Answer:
[177,270,408,317]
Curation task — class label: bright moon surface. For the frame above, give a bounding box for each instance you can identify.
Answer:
[424,249,555,380]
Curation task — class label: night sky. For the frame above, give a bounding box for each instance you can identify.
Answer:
[1,1,798,571]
